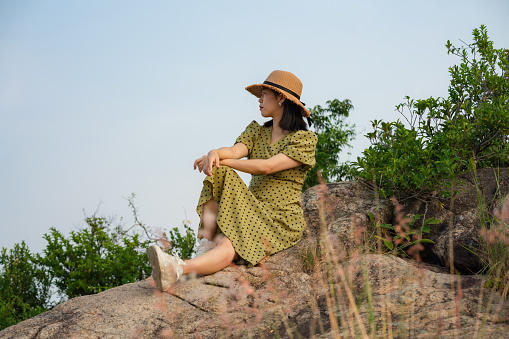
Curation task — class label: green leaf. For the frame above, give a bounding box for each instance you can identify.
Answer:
[374,235,394,250]
[384,240,394,251]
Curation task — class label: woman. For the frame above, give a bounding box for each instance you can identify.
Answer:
[148,70,317,292]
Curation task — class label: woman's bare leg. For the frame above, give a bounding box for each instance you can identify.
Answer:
[198,198,219,241]
[183,236,237,276]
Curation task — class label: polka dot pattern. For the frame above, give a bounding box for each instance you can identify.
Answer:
[196,120,317,266]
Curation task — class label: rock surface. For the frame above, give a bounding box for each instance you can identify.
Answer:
[398,168,509,273]
[2,178,508,338]
[1,252,507,338]
[301,181,393,256]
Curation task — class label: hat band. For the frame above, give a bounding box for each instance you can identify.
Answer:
[263,81,301,100]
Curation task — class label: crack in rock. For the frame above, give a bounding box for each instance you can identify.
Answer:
[203,281,229,289]
[171,294,209,313]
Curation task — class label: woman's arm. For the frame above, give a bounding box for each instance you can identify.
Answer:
[194,143,249,176]
[220,153,302,175]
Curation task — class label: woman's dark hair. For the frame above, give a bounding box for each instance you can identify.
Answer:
[263,94,313,131]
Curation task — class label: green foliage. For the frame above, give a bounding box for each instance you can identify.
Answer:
[354,119,463,199]
[353,25,509,199]
[0,242,52,330]
[163,220,196,260]
[0,195,198,330]
[304,99,356,190]
[39,215,152,299]
[370,213,437,255]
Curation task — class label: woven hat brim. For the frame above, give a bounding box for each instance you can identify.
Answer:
[245,84,310,117]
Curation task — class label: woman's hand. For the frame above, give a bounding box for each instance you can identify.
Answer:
[193,155,206,172]
[194,144,249,176]
[194,150,221,176]
[204,150,220,176]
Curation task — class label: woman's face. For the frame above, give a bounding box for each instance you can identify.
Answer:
[259,88,284,118]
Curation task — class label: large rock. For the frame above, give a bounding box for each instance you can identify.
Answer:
[2,178,508,338]
[1,252,507,338]
[344,255,509,338]
[398,168,509,273]
[301,181,393,256]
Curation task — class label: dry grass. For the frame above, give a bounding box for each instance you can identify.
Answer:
[147,176,509,338]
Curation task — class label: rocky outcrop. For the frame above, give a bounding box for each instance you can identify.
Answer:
[301,181,393,256]
[1,250,507,338]
[397,168,509,273]
[2,175,508,338]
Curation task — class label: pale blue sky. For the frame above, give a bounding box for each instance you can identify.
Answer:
[1,0,508,253]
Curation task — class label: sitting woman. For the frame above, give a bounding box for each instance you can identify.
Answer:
[148,70,317,292]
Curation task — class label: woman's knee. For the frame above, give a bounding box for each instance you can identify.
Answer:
[217,236,237,263]
[203,198,219,213]
[211,165,235,177]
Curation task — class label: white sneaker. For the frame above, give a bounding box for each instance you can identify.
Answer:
[147,245,186,292]
[195,238,215,257]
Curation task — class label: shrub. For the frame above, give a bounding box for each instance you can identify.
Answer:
[0,242,52,330]
[353,25,509,200]
[304,99,356,190]
[161,220,196,260]
[39,215,152,299]
[0,194,199,330]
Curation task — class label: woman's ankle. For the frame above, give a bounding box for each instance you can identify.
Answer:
[197,229,214,241]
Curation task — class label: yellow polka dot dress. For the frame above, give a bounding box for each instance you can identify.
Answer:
[196,120,317,266]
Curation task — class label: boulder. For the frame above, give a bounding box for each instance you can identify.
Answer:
[1,252,507,338]
[2,178,508,338]
[301,181,393,256]
[397,168,509,273]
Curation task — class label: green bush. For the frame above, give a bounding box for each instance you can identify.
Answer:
[371,211,438,255]
[353,25,509,199]
[39,215,152,299]
[0,196,199,331]
[0,242,52,330]
[163,220,196,260]
[304,98,356,190]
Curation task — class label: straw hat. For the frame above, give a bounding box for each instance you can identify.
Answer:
[245,70,310,117]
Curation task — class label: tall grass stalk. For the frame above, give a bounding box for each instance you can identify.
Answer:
[472,166,509,291]
[142,175,509,337]
[315,180,342,336]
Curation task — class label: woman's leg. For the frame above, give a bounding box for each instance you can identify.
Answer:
[183,236,237,276]
[148,236,236,291]
[197,198,219,241]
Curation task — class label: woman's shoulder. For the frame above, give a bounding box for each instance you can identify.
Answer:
[288,129,318,144]
[245,120,261,129]
[239,120,261,134]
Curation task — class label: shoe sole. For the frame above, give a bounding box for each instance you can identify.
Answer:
[147,245,165,292]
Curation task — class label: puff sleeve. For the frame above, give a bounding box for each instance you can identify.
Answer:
[282,130,317,171]
[235,120,261,156]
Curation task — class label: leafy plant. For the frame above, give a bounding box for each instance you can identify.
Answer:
[370,212,438,255]
[0,194,199,330]
[353,25,509,200]
[304,99,356,190]
[39,215,152,299]
[0,242,52,330]
[163,220,196,260]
